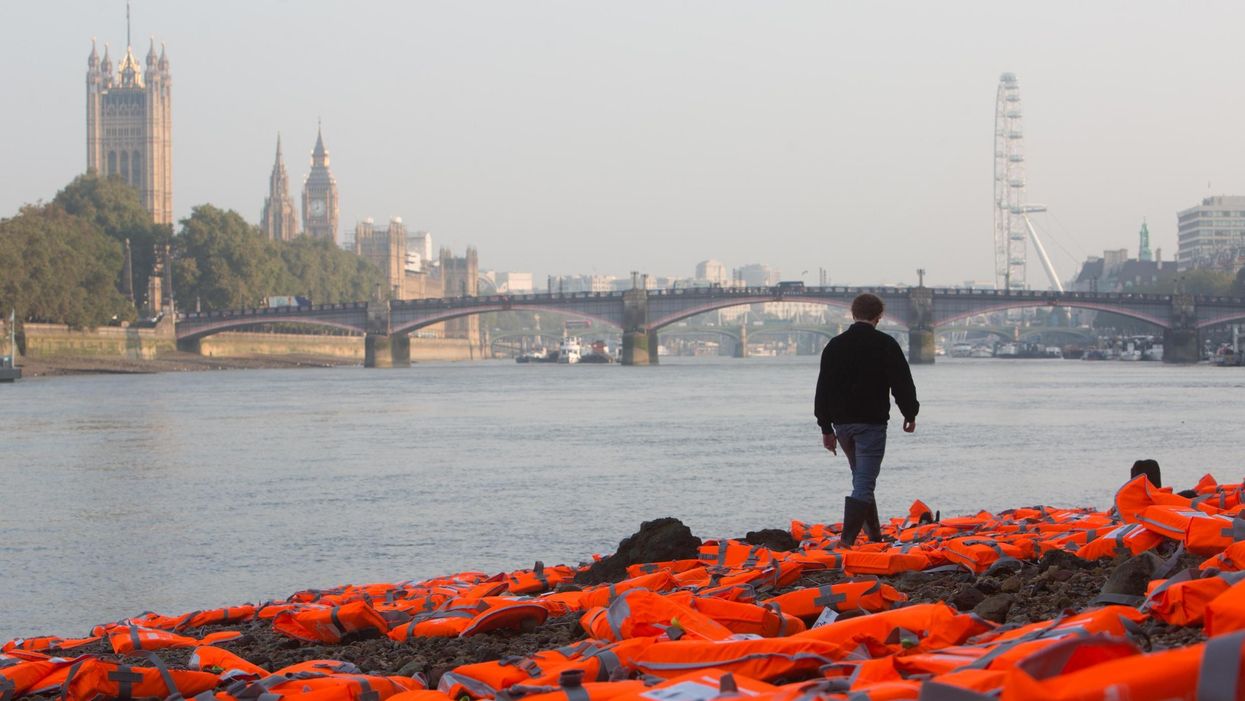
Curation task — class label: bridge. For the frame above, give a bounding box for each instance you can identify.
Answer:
[175,285,1245,367]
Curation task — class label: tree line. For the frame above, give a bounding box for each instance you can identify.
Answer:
[0,175,384,328]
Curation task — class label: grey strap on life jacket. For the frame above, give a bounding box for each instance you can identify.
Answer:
[1197,630,1245,701]
[916,682,996,701]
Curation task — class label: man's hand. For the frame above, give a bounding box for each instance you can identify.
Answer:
[903,419,916,433]
[822,433,837,455]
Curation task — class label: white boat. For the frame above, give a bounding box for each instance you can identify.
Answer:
[1143,345,1164,362]
[969,345,994,358]
[995,342,1019,358]
[557,337,582,364]
[949,342,973,358]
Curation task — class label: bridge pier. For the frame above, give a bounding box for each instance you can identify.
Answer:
[1164,293,1199,364]
[1163,328,1200,364]
[622,330,656,366]
[907,286,935,364]
[177,337,201,354]
[908,329,936,364]
[365,333,410,368]
[735,325,748,358]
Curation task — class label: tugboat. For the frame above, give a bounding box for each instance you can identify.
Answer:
[578,340,615,363]
[1,310,20,382]
[557,337,582,364]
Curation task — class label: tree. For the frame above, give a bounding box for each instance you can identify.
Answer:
[173,205,384,311]
[1233,267,1245,297]
[0,204,133,327]
[173,205,289,310]
[53,174,171,310]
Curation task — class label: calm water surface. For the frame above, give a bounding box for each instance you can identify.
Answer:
[1,356,1242,639]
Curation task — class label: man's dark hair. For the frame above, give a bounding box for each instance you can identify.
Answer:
[1130,459,1161,488]
[851,293,885,321]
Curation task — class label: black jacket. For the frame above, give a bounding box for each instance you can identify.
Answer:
[814,321,919,433]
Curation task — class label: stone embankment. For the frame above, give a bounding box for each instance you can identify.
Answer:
[5,475,1244,700]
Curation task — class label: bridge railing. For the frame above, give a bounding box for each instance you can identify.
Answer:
[179,301,368,322]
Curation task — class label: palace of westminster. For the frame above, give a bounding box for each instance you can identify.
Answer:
[86,23,478,342]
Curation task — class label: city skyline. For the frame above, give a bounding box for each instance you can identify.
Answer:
[5,1,1245,286]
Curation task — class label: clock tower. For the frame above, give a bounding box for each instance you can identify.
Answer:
[301,124,339,242]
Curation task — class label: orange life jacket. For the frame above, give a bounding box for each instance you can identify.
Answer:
[189,645,269,680]
[1000,631,1245,701]
[1115,474,1189,523]
[761,579,906,620]
[58,655,220,701]
[580,590,734,642]
[0,636,99,654]
[505,562,577,595]
[272,599,391,643]
[630,636,843,682]
[841,548,930,576]
[1144,568,1245,626]
[624,559,703,579]
[106,624,241,653]
[1075,523,1165,560]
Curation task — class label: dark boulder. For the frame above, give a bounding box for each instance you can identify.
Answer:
[575,517,702,585]
[743,528,798,552]
[974,593,1015,623]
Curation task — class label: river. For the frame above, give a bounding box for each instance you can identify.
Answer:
[1,356,1241,639]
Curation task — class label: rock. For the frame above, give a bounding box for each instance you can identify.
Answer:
[1038,548,1088,572]
[575,517,702,585]
[974,593,1015,623]
[974,576,1001,595]
[896,571,934,589]
[1099,552,1162,601]
[950,585,987,612]
[1000,575,1024,593]
[743,528,798,552]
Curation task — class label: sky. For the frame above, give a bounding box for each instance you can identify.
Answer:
[3,1,1244,287]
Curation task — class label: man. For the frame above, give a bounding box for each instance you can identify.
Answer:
[814,293,919,546]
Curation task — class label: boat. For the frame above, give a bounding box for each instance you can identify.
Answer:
[969,345,995,359]
[515,348,553,364]
[949,342,974,358]
[1143,345,1164,362]
[995,342,1019,358]
[0,310,19,382]
[557,337,582,364]
[1118,349,1143,361]
[578,340,615,364]
[1062,346,1085,360]
[1084,349,1110,361]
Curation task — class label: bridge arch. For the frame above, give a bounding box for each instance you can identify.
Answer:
[935,301,1170,331]
[392,304,622,336]
[1198,311,1245,330]
[648,297,862,330]
[176,316,364,341]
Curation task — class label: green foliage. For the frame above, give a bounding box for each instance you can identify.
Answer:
[53,174,171,308]
[173,205,384,311]
[0,204,134,327]
[1233,267,1245,297]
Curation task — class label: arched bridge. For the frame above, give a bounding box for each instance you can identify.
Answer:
[175,286,1245,366]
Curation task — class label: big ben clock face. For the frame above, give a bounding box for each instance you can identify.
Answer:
[310,199,326,216]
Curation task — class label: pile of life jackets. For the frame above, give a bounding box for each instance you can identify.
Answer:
[6,473,1245,700]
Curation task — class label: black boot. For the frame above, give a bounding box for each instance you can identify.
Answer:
[863,500,884,542]
[839,496,869,547]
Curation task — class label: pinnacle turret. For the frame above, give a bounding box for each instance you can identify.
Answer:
[88,38,99,69]
[158,42,168,71]
[146,37,157,67]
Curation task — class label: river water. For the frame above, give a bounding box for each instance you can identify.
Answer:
[1,356,1242,639]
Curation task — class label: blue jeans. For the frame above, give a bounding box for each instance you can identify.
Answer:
[833,423,887,503]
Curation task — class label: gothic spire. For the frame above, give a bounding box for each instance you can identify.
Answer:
[158,42,168,71]
[146,37,157,66]
[88,38,99,69]
[311,122,329,167]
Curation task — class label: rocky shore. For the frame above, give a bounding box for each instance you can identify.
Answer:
[9,492,1230,700]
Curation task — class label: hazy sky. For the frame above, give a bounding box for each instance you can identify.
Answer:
[3,1,1244,286]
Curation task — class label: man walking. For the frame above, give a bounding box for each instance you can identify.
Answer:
[814,293,919,546]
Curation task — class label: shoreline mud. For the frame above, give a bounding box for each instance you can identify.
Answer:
[12,352,359,379]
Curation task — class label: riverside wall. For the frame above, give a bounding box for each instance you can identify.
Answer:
[21,321,176,360]
[196,332,479,363]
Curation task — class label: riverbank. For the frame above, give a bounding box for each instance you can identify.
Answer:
[6,474,1240,700]
[13,351,358,378]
